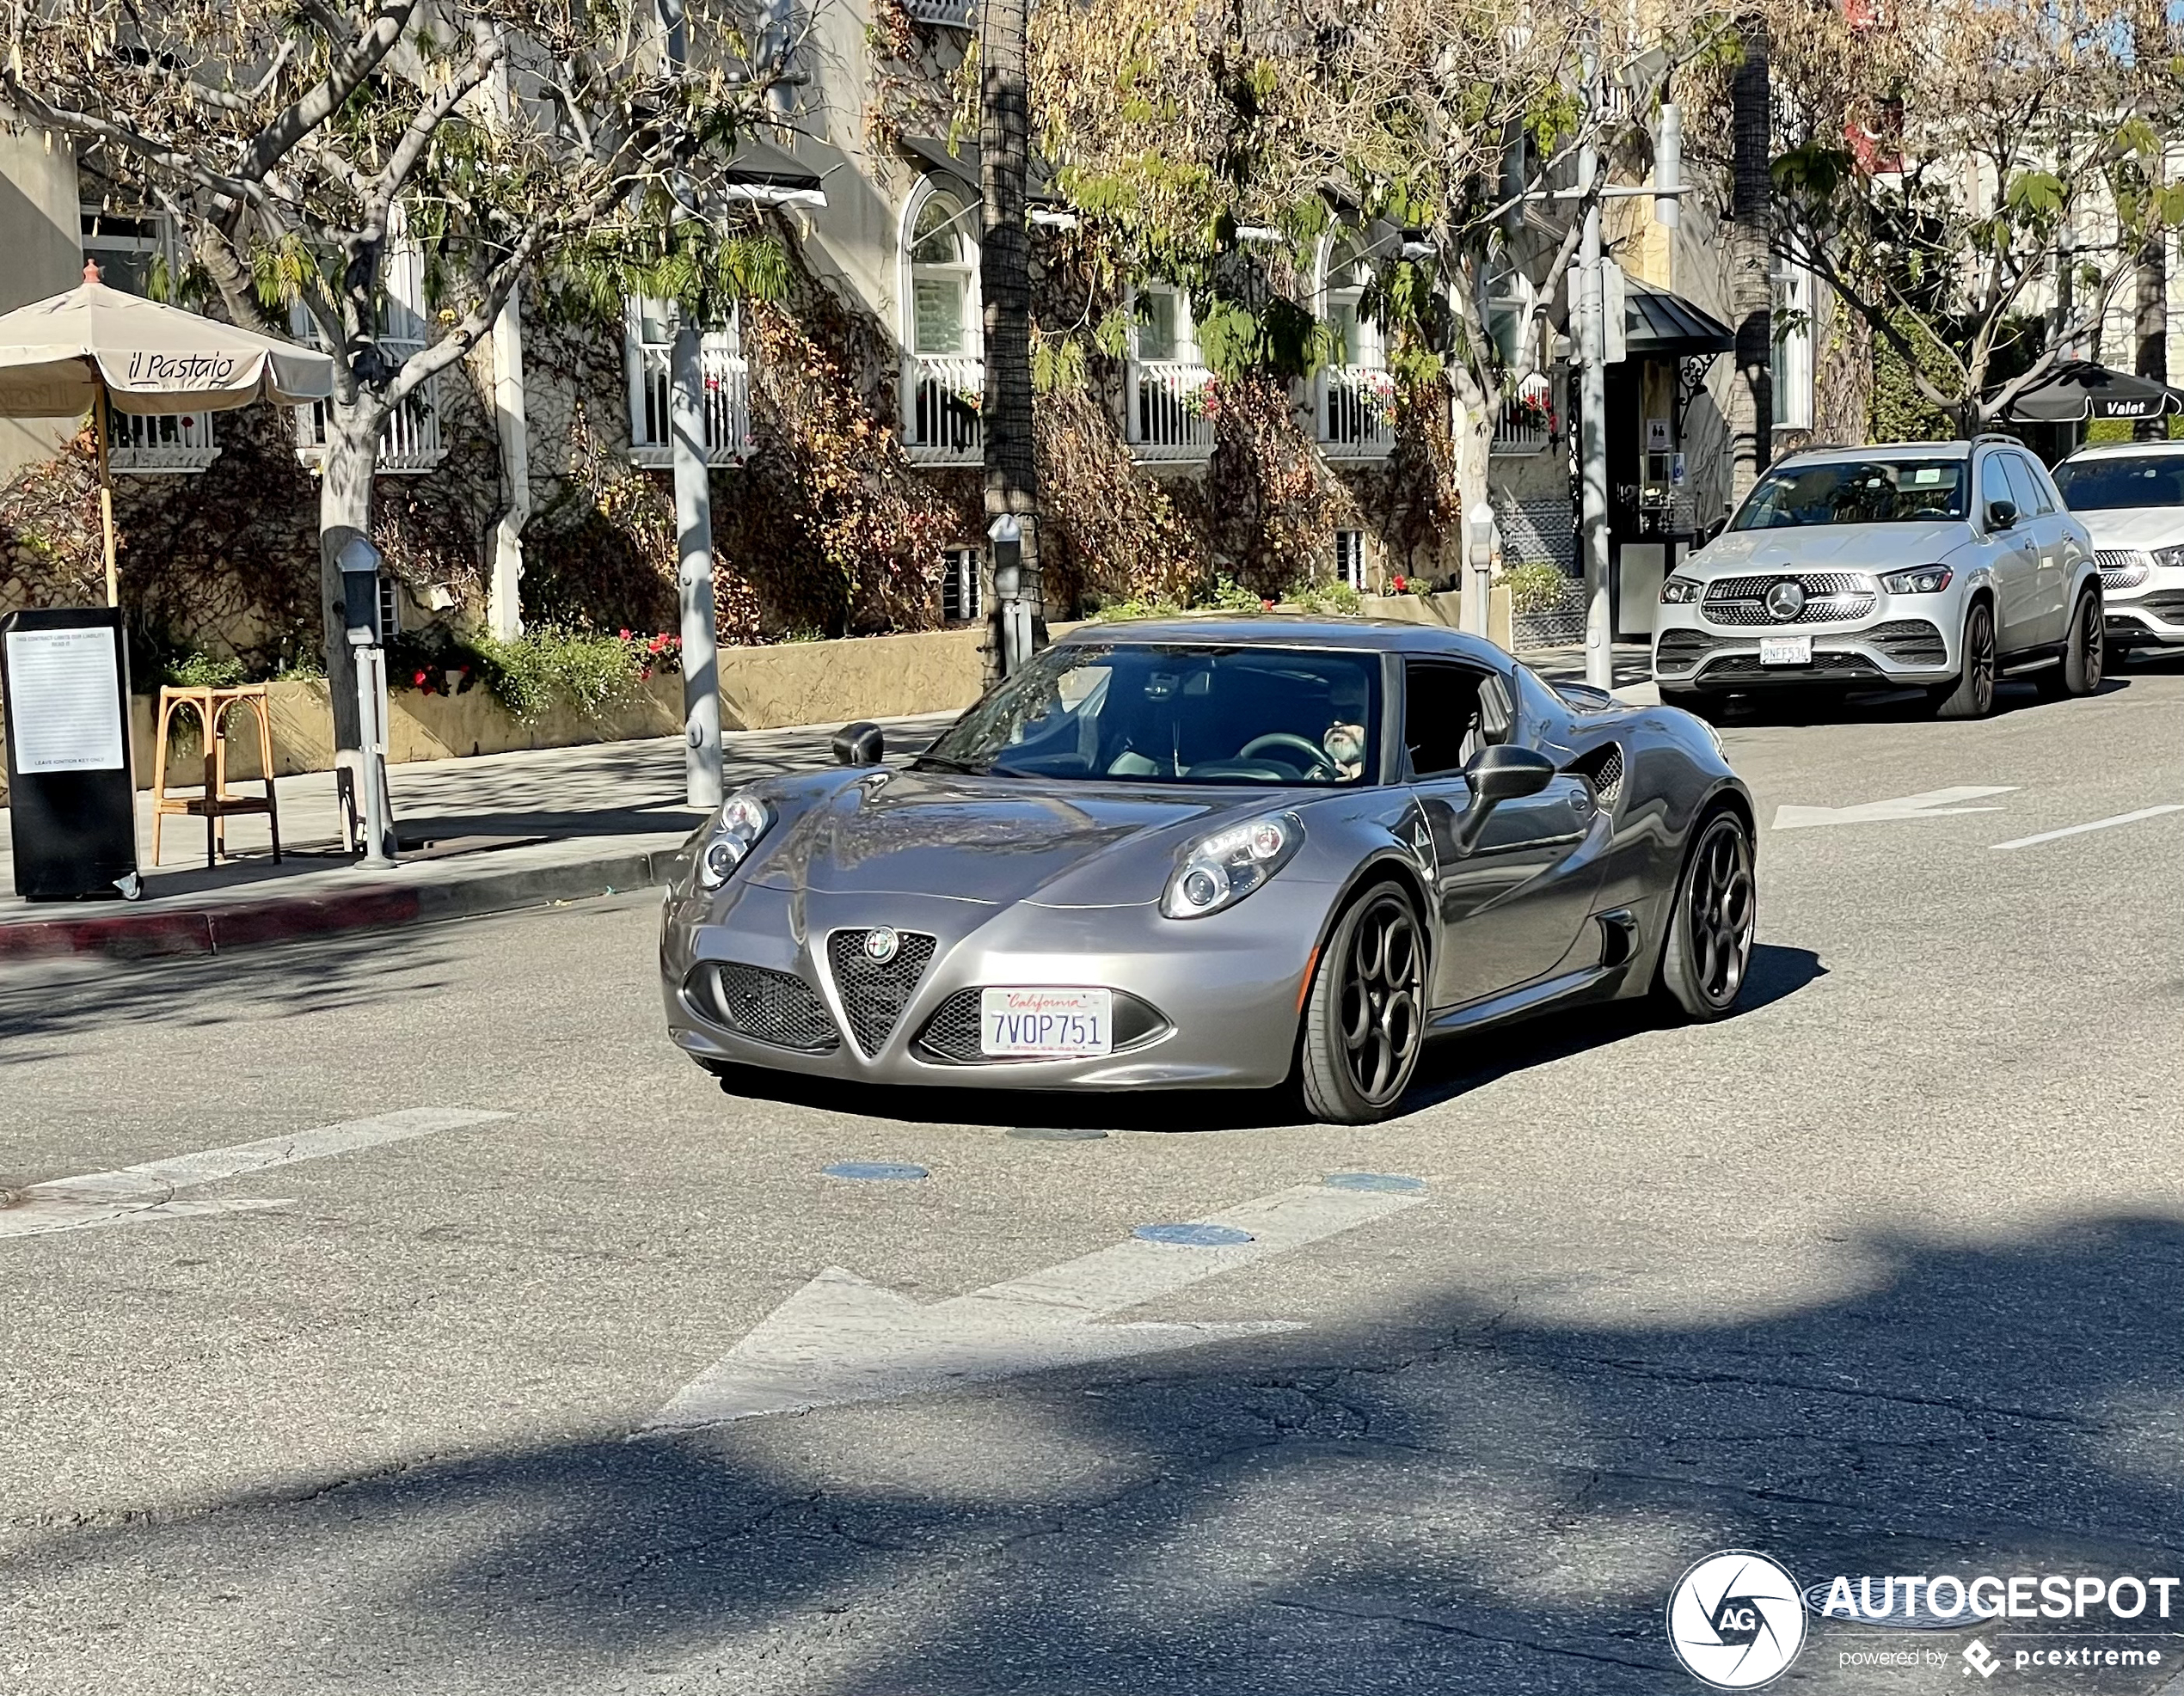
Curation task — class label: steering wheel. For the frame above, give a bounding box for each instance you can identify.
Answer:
[1238,732,1339,776]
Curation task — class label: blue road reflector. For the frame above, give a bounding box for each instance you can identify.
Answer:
[1323,1172,1426,1193]
[824,1161,930,1182]
[1133,1222,1254,1247]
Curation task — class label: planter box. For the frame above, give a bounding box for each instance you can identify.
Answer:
[0,624,1003,801]
[1357,588,1514,651]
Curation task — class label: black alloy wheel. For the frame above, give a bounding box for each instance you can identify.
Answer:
[1931,601,1997,719]
[2042,590,2104,698]
[1656,810,1757,1021]
[1299,882,1427,1124]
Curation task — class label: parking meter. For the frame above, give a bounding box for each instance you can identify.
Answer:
[989,513,1030,676]
[334,536,395,866]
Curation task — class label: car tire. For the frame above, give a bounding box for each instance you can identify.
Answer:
[1298,880,1427,1125]
[2040,590,2103,699]
[1654,808,1757,1022]
[1929,600,1997,719]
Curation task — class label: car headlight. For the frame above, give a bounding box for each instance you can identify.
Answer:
[1659,575,1704,604]
[2152,545,2184,572]
[696,789,772,889]
[1161,812,1304,919]
[1880,565,1953,594]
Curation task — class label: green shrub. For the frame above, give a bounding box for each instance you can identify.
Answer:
[160,649,247,689]
[1287,579,1364,616]
[473,627,646,723]
[1504,561,1572,616]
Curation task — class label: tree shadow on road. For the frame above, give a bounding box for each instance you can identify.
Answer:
[8,1208,2181,1694]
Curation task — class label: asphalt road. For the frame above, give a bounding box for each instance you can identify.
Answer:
[4,656,2183,1696]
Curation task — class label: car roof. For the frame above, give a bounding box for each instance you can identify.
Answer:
[1772,441,1978,468]
[1055,615,1511,661]
[2059,438,2184,462]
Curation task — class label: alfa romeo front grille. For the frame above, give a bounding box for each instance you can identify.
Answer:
[826,929,937,1056]
[699,963,839,1051]
[2096,549,2151,591]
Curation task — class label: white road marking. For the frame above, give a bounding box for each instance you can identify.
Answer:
[0,1108,508,1240]
[1989,805,2184,852]
[1772,787,2017,831]
[646,1181,1427,1431]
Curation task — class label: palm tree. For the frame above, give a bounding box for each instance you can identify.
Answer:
[980,0,1040,683]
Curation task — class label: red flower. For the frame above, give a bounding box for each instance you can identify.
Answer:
[647,634,666,652]
[639,667,652,681]
[1391,574,1408,593]
[1261,598,1276,611]
[618,628,634,640]
[413,669,429,687]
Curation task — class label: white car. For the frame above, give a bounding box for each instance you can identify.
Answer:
[2052,439,2184,654]
[1653,438,2104,719]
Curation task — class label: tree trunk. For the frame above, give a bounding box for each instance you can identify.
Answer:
[2135,228,2168,442]
[979,0,1040,686]
[317,395,383,756]
[1727,15,1773,497]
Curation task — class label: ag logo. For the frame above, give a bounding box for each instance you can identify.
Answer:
[1666,1551,1807,1688]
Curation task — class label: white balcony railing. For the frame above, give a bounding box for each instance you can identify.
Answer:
[905,352,984,464]
[905,0,973,23]
[110,408,218,473]
[629,330,751,468]
[294,340,445,474]
[1128,359,1215,461]
[1491,373,1555,456]
[1319,366,1396,459]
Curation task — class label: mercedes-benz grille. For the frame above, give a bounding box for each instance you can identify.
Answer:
[1702,572,1875,626]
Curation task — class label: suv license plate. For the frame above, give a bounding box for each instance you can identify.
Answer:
[982,988,1113,1057]
[1759,635,1813,666]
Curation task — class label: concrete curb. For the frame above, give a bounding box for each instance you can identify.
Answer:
[0,846,675,964]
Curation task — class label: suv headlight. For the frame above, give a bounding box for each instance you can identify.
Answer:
[2153,545,2184,572]
[1161,812,1304,919]
[696,789,772,889]
[1659,575,1704,604]
[1880,565,1953,594]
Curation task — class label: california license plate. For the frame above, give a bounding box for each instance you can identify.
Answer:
[1758,634,1813,666]
[981,988,1113,1057]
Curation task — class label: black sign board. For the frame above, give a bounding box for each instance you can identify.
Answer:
[1,608,140,900]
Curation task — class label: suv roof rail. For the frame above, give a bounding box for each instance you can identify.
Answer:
[1972,432,2025,444]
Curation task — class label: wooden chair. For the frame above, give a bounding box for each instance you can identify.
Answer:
[150,684,283,869]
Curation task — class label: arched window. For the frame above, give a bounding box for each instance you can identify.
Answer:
[1319,235,1391,456]
[909,190,977,356]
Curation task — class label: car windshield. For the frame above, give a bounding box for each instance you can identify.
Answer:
[917,642,1382,786]
[2052,454,2184,511]
[1730,458,1968,529]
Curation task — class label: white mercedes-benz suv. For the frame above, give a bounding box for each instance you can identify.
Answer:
[2051,439,2184,655]
[1653,438,2103,719]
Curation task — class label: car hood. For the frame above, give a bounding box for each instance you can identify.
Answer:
[1690,521,1972,576]
[747,770,1275,906]
[2073,506,2184,550]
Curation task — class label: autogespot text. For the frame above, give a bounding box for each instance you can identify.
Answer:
[1815,1571,2181,1622]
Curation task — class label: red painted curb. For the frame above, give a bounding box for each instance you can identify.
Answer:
[0,909,214,961]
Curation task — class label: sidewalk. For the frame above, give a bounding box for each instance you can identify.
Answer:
[0,713,950,964]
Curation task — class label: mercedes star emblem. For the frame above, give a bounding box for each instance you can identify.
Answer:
[863,926,901,964]
[1764,579,1807,622]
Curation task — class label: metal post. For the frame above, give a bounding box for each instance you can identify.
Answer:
[990,513,1027,677]
[353,641,394,867]
[93,390,120,609]
[671,319,724,810]
[1576,45,1614,691]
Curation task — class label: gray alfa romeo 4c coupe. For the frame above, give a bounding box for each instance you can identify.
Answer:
[660,617,1757,1123]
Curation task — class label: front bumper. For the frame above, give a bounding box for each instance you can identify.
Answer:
[660,876,1328,1091]
[1653,598,1957,690]
[2101,567,2184,646]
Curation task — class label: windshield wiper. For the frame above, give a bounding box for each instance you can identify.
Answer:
[910,753,981,774]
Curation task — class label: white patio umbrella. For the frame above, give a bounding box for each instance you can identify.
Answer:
[0,261,337,605]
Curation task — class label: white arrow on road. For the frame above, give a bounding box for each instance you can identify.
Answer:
[646,1179,1427,1431]
[1772,786,2017,831]
[0,1107,508,1240]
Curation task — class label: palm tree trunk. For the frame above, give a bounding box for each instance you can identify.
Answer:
[1727,16,1773,499]
[2135,230,2168,442]
[979,0,1040,685]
